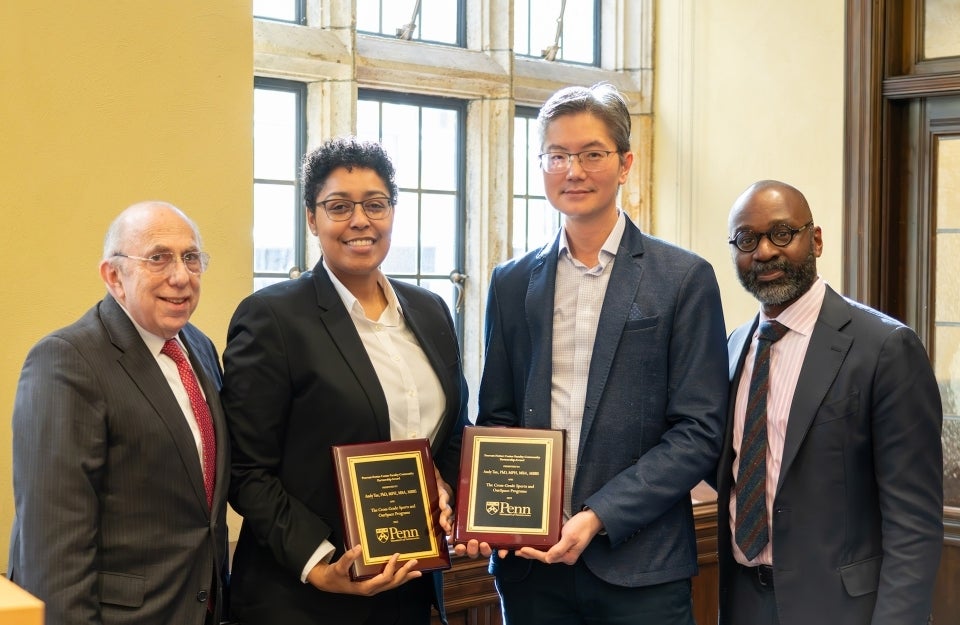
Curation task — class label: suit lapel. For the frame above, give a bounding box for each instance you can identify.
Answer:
[312,263,390,441]
[100,295,209,510]
[776,286,852,494]
[579,220,644,450]
[523,238,559,429]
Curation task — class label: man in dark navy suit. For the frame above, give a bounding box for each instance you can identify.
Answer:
[718,180,942,625]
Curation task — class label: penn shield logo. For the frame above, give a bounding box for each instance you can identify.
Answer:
[375,527,421,543]
[485,501,532,517]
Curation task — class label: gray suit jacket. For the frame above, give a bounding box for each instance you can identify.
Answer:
[478,218,729,586]
[8,294,230,625]
[718,285,943,625]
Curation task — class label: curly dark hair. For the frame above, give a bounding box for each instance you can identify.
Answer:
[301,137,399,213]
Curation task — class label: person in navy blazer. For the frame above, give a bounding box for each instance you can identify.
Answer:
[9,202,229,625]
[222,138,469,625]
[469,84,729,624]
[718,180,943,625]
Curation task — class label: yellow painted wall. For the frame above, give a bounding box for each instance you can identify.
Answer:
[0,2,252,571]
[653,1,845,329]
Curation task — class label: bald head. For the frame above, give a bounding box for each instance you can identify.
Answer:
[103,201,202,261]
[728,180,813,233]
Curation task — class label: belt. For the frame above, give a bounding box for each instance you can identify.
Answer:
[739,563,775,589]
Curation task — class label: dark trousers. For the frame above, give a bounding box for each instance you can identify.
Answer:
[494,558,694,625]
[729,564,780,625]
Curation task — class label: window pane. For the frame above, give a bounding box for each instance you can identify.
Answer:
[254,89,298,181]
[923,0,960,60]
[421,108,457,191]
[934,135,960,507]
[357,0,460,45]
[357,100,381,141]
[381,103,421,189]
[420,194,457,273]
[513,111,558,257]
[383,191,420,275]
[254,183,296,273]
[561,1,597,62]
[419,0,458,42]
[526,198,558,249]
[253,0,298,23]
[515,0,597,65]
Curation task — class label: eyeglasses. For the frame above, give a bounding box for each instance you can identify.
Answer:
[113,251,210,275]
[316,197,393,222]
[728,221,814,253]
[538,150,619,174]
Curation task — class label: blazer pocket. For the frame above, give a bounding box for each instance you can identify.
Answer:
[811,391,859,427]
[624,315,659,332]
[838,555,881,597]
[99,571,145,608]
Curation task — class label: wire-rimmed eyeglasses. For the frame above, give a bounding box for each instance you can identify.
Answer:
[113,251,210,275]
[316,197,393,222]
[728,221,814,253]
[538,150,619,174]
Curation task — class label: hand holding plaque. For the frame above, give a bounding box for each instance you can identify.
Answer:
[454,426,564,549]
[331,439,451,581]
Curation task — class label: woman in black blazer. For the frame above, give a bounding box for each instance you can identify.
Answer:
[222,137,469,625]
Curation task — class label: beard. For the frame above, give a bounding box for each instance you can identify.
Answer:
[737,244,818,308]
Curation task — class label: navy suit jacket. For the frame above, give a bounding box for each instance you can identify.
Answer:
[717,285,943,625]
[9,294,229,625]
[478,217,729,586]
[223,262,469,625]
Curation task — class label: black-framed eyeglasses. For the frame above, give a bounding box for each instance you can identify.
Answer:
[113,251,210,275]
[728,221,814,253]
[316,197,393,222]
[537,150,619,174]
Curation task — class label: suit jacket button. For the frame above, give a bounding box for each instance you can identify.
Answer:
[197,590,208,603]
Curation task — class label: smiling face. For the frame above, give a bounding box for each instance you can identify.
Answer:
[100,203,202,339]
[728,182,823,317]
[307,166,394,286]
[541,112,633,225]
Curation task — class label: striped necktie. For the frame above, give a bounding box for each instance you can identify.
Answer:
[735,320,789,560]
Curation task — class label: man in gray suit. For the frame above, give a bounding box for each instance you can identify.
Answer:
[8,201,229,625]
[719,180,943,625]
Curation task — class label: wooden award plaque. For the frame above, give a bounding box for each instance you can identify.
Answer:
[454,426,564,549]
[331,438,451,580]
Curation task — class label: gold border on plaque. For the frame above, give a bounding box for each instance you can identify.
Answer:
[347,451,441,566]
[465,435,553,535]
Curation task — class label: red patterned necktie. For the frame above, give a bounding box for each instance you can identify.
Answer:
[162,339,216,510]
[735,320,789,560]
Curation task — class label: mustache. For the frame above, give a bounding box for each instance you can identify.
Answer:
[746,258,790,274]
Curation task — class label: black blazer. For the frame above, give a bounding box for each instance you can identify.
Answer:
[223,261,468,625]
[717,285,943,625]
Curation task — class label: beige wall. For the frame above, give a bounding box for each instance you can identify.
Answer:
[0,2,252,571]
[653,1,845,329]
